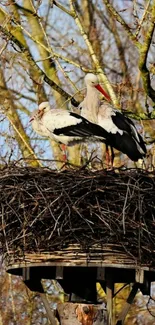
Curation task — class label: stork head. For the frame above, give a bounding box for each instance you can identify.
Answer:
[84,74,111,102]
[84,73,99,87]
[30,102,50,122]
[38,101,50,112]
[36,102,50,119]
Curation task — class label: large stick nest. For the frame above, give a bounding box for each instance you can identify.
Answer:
[0,166,155,267]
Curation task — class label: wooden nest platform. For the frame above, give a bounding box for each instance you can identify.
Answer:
[1,166,155,273]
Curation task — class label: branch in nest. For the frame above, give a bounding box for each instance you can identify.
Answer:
[1,167,155,267]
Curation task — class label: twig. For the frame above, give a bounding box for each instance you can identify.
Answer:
[1,204,9,254]
[53,0,74,17]
[122,179,131,234]
[0,41,7,56]
[135,0,151,37]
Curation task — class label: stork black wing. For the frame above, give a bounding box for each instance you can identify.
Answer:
[112,111,146,153]
[111,111,133,134]
[53,112,109,140]
[108,111,146,160]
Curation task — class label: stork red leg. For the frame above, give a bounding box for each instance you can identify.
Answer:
[105,145,115,169]
[60,144,67,162]
[110,146,115,167]
[105,144,110,168]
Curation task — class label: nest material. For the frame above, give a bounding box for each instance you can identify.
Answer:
[0,166,155,268]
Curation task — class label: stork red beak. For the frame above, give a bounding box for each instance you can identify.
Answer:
[95,84,111,102]
[29,116,34,122]
[29,109,44,123]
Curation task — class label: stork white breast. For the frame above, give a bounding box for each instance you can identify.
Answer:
[98,105,123,135]
[31,118,49,137]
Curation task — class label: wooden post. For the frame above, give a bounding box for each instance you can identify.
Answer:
[40,293,57,325]
[135,268,144,284]
[106,281,114,325]
[116,284,139,325]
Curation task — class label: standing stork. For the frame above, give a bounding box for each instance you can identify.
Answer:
[30,102,110,146]
[78,73,111,124]
[79,73,146,164]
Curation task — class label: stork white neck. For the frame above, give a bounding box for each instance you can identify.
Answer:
[82,84,100,123]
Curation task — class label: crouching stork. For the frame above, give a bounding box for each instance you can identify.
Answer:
[30,102,110,146]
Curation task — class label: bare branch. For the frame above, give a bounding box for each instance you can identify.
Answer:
[138,3,155,102]
[102,0,155,103]
[19,0,79,95]
[10,5,93,74]
[0,85,36,105]
[6,114,43,167]
[0,68,42,167]
[53,0,74,17]
[0,25,79,107]
[69,0,119,106]
[123,110,155,120]
[53,0,118,104]
[102,0,141,48]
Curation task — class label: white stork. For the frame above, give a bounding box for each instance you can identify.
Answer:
[79,73,146,163]
[30,102,109,146]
